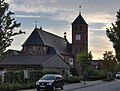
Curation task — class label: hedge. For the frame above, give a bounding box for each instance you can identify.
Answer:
[0,70,58,90]
[64,76,81,83]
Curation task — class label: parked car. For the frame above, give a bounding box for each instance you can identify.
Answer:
[116,72,120,79]
[36,74,64,91]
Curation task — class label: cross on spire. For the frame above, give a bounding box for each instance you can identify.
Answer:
[35,21,37,28]
[79,6,81,15]
[64,32,67,39]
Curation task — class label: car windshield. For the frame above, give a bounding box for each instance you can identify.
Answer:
[40,75,56,80]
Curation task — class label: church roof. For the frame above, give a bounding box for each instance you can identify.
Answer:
[23,28,44,45]
[22,28,71,55]
[72,14,88,25]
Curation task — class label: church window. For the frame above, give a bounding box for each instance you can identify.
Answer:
[75,26,77,31]
[79,26,82,30]
[79,48,81,52]
[75,48,77,52]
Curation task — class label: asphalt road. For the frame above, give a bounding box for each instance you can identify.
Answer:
[70,80,120,91]
[18,80,120,91]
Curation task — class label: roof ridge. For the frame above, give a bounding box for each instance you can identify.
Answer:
[42,54,69,68]
[36,28,46,45]
[38,28,66,40]
[42,54,57,65]
[72,14,88,25]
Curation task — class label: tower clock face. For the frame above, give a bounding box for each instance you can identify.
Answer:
[76,34,81,40]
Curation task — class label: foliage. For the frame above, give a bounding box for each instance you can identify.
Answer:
[116,63,120,72]
[102,51,117,72]
[64,76,81,83]
[0,70,59,90]
[0,82,35,91]
[76,52,91,74]
[87,66,106,77]
[0,0,25,59]
[4,71,24,84]
[87,76,106,81]
[106,9,120,62]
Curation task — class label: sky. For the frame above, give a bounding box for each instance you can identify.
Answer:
[5,0,120,59]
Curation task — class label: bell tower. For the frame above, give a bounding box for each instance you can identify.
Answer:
[72,7,88,56]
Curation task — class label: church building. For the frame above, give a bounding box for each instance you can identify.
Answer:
[0,10,88,75]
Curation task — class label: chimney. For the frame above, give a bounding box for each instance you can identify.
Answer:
[40,26,42,30]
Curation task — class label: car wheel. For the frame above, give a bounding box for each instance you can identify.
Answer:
[52,86,56,91]
[61,85,63,90]
[36,88,40,91]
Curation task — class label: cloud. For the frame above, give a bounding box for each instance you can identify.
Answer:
[48,10,76,23]
[15,15,41,18]
[88,28,114,59]
[89,23,108,30]
[84,12,114,23]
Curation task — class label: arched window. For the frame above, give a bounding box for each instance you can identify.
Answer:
[79,26,82,30]
[75,26,77,31]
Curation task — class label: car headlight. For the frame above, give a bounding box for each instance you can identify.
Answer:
[47,82,52,85]
[36,82,39,85]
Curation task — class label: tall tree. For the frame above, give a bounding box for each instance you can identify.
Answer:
[0,0,25,59]
[77,52,92,74]
[106,9,120,61]
[76,52,92,83]
[102,51,117,72]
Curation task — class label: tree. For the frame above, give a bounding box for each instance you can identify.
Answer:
[76,52,92,84]
[102,51,117,72]
[77,53,90,73]
[102,51,117,79]
[106,9,120,62]
[0,0,25,59]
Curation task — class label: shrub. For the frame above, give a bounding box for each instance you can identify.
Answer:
[64,76,81,83]
[87,76,106,81]
[0,82,36,91]
[1,70,59,90]
[4,71,24,84]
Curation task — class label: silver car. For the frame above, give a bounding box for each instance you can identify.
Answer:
[116,72,120,79]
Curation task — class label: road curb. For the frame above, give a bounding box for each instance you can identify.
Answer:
[64,81,107,91]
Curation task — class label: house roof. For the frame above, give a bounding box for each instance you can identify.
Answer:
[5,49,21,55]
[72,14,88,25]
[91,60,102,66]
[0,54,69,69]
[0,55,53,66]
[23,28,72,55]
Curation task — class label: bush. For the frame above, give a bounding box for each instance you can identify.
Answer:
[88,67,106,77]
[0,70,59,90]
[4,71,24,84]
[87,76,106,81]
[0,82,35,91]
[64,76,81,83]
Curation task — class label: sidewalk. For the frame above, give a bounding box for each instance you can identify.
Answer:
[18,80,104,91]
[64,80,104,91]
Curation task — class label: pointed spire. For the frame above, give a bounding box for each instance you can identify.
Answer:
[35,21,37,28]
[79,6,81,15]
